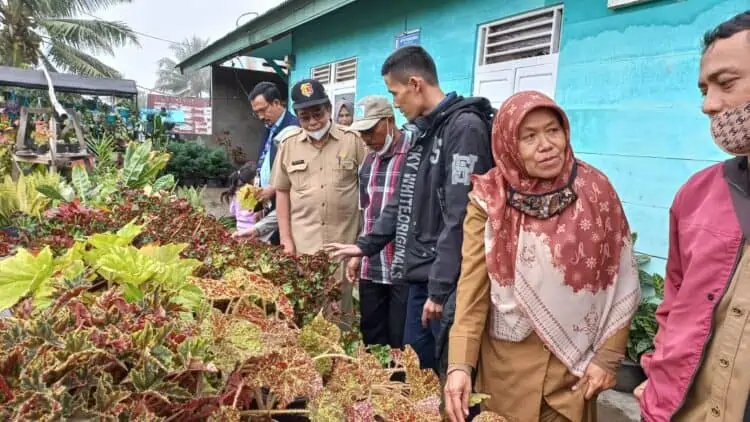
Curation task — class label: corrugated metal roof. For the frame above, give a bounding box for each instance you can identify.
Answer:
[177,0,358,74]
[0,66,138,97]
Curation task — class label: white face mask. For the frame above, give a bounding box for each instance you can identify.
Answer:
[306,120,331,141]
[376,122,394,156]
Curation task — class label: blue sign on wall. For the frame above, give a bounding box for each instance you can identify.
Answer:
[395,29,421,49]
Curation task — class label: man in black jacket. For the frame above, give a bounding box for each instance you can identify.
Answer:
[326,46,493,373]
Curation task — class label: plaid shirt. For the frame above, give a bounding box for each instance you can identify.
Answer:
[358,131,412,284]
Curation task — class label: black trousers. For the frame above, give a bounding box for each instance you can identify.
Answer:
[359,280,408,348]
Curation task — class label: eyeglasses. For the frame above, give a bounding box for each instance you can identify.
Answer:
[297,108,327,122]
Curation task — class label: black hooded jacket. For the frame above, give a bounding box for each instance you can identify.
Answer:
[357,92,494,304]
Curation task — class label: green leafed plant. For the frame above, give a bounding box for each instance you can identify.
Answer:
[0,247,55,311]
[627,232,665,363]
[0,171,61,223]
[121,141,171,188]
[175,185,205,212]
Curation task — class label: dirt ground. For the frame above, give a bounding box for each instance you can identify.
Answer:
[202,187,230,218]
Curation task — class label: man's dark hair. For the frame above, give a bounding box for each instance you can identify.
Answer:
[381,46,439,85]
[703,11,750,53]
[248,81,282,103]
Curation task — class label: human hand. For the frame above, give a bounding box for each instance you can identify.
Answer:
[421,298,443,328]
[633,379,647,401]
[258,187,275,201]
[322,243,364,261]
[281,238,296,255]
[572,362,616,400]
[232,227,258,239]
[346,257,361,283]
[444,369,471,422]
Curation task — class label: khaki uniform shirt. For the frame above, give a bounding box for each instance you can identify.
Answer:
[270,123,367,255]
[675,245,750,422]
[449,200,628,422]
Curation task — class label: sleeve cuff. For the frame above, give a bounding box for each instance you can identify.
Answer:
[428,279,454,305]
[356,236,378,257]
[448,335,480,368]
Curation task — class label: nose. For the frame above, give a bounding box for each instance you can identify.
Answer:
[702,89,723,116]
[538,134,554,152]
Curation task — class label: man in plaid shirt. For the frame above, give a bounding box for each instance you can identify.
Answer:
[343,96,414,348]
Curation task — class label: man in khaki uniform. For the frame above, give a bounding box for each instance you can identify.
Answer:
[271,79,367,320]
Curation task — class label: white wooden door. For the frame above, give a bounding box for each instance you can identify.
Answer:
[473,6,562,107]
[474,69,514,109]
[514,59,557,98]
[474,56,558,108]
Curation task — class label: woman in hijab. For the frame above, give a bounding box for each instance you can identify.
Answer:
[336,101,354,126]
[443,91,640,422]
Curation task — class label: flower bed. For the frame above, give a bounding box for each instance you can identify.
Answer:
[0,140,505,421]
[0,193,450,421]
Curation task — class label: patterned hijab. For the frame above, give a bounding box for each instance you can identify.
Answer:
[470,91,640,375]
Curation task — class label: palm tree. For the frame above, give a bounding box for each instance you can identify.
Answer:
[0,0,139,77]
[154,36,211,98]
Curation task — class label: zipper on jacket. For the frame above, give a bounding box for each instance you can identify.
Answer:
[670,236,745,418]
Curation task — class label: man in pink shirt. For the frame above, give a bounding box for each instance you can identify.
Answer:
[636,11,750,422]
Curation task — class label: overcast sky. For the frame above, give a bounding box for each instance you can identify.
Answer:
[93,0,284,90]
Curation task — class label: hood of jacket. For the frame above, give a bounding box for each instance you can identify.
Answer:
[413,92,495,134]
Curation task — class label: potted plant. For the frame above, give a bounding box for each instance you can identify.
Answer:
[205,148,232,188]
[31,119,50,154]
[614,235,664,393]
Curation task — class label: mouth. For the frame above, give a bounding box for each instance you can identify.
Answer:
[538,156,560,167]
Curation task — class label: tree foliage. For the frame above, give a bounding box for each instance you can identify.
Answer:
[154,36,211,97]
[0,0,139,77]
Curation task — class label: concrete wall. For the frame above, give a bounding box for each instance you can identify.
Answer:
[211,66,287,166]
[288,0,747,272]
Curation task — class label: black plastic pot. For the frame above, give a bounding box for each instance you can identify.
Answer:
[56,143,69,153]
[35,144,49,154]
[180,177,198,187]
[614,359,646,393]
[206,178,224,188]
[68,143,80,153]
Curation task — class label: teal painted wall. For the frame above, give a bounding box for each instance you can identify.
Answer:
[290,0,559,113]
[287,0,748,273]
[556,0,744,272]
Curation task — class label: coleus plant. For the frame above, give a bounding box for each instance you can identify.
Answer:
[19,189,342,327]
[0,221,205,316]
[0,260,445,421]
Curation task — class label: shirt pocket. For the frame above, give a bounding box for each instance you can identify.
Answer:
[287,162,310,191]
[334,159,358,190]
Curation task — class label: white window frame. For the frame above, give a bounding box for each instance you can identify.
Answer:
[310,57,357,112]
[608,0,658,9]
[476,5,563,70]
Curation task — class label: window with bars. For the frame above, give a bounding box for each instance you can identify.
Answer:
[478,6,563,66]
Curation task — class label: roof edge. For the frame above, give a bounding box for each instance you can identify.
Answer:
[177,0,358,74]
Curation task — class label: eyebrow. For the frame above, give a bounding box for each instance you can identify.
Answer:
[699,66,739,87]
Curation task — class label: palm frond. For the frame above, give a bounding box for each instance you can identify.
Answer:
[39,17,139,55]
[153,36,211,97]
[36,0,135,18]
[44,41,120,77]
